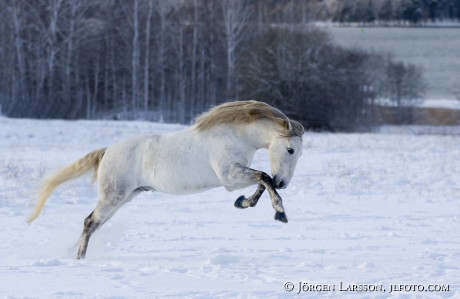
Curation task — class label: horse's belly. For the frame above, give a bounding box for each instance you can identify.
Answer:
[140,132,224,195]
[147,159,222,195]
[151,171,221,195]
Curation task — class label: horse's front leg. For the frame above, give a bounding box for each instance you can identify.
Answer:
[234,184,265,208]
[221,163,288,223]
[255,172,288,223]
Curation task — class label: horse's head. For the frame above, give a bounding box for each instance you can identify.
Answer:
[268,122,303,189]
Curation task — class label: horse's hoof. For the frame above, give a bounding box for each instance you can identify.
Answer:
[234,195,248,209]
[274,211,288,223]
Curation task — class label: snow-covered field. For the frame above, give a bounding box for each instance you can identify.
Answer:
[1,118,459,298]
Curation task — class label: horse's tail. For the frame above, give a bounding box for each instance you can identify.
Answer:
[27,148,107,223]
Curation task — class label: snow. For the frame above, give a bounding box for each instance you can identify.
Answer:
[420,99,460,110]
[373,98,460,110]
[1,118,459,298]
[378,125,460,136]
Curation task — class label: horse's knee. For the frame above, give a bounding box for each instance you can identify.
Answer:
[83,212,100,235]
[257,172,275,187]
[84,212,93,227]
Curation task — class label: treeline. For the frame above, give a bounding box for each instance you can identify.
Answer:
[0,0,425,130]
[330,0,460,25]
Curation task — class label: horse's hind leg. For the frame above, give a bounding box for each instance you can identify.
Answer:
[77,212,100,259]
[76,189,142,259]
[234,184,265,209]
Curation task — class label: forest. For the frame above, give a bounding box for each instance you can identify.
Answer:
[331,0,460,24]
[0,0,444,131]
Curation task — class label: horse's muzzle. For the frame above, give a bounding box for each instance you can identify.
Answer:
[273,175,287,189]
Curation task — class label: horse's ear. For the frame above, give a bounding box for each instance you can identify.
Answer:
[284,120,292,132]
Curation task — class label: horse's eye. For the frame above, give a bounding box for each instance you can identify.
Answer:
[287,148,294,155]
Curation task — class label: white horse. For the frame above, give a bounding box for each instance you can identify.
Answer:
[28,100,304,259]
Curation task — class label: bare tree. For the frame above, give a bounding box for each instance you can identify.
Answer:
[131,0,140,113]
[384,61,425,124]
[188,0,199,121]
[143,0,153,111]
[157,0,168,121]
[46,0,63,102]
[220,0,253,98]
[10,0,27,108]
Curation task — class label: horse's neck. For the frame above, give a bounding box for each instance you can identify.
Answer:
[242,120,277,150]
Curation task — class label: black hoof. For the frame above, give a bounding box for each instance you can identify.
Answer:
[234,196,248,209]
[274,211,288,223]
